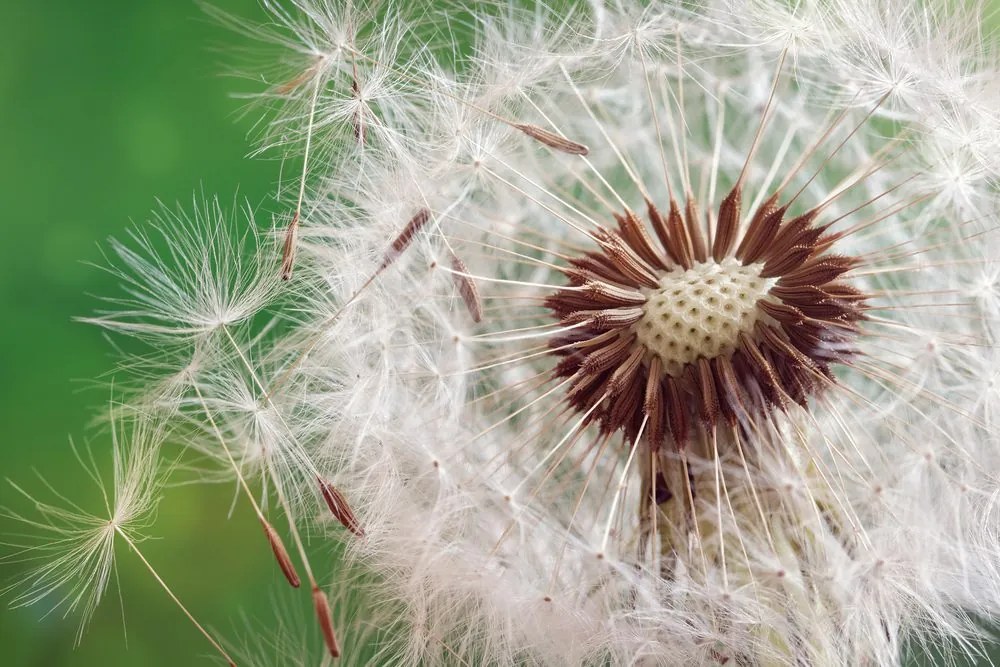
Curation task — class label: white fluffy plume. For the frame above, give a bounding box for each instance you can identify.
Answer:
[8,1,1000,665]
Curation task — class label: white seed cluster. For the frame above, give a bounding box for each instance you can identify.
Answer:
[635,258,771,376]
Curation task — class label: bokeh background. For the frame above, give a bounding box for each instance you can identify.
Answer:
[1,1,999,665]
[0,1,288,664]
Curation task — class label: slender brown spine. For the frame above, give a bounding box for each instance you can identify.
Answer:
[450,253,483,323]
[312,585,341,658]
[351,76,365,144]
[275,61,319,94]
[684,196,708,263]
[712,186,742,261]
[318,478,365,537]
[736,194,782,263]
[696,358,720,426]
[380,208,431,270]
[644,357,665,451]
[667,198,694,269]
[280,212,299,281]
[616,210,669,270]
[262,519,301,588]
[514,123,590,155]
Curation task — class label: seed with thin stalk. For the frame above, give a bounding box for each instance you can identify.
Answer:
[380,208,431,270]
[280,211,299,281]
[450,252,483,323]
[514,123,590,155]
[318,477,365,537]
[261,519,301,588]
[312,585,341,658]
[274,57,322,95]
[351,76,365,144]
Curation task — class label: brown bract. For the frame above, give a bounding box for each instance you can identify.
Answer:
[545,184,866,452]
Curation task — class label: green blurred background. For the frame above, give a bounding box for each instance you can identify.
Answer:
[1,1,999,665]
[0,1,289,664]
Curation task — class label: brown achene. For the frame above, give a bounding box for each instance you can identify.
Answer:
[545,183,866,453]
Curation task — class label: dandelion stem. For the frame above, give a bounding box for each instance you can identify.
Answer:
[218,327,318,583]
[191,381,265,520]
[218,326,341,658]
[192,381,302,586]
[115,528,236,666]
[281,72,323,281]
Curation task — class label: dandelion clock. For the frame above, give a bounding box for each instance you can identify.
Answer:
[6,1,1000,665]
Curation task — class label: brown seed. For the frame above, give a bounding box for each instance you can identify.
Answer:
[581,281,647,307]
[666,198,694,269]
[566,365,608,406]
[696,358,720,426]
[737,199,785,264]
[587,307,644,330]
[758,323,820,376]
[318,478,365,537]
[608,345,645,395]
[607,368,645,436]
[598,233,660,288]
[684,195,708,263]
[312,585,341,658]
[351,77,366,144]
[738,332,785,409]
[280,212,299,281]
[761,244,814,278]
[644,356,666,451]
[567,253,633,286]
[713,185,743,261]
[665,375,688,449]
[262,519,300,588]
[758,299,806,325]
[380,208,431,270]
[615,210,669,270]
[513,123,589,155]
[450,253,483,323]
[713,355,745,426]
[763,209,819,263]
[275,62,318,94]
[778,255,856,288]
[645,199,674,264]
[581,333,636,375]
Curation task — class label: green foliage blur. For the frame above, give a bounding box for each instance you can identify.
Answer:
[1,1,999,665]
[0,1,293,664]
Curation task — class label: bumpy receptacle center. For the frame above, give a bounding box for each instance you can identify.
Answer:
[634,257,771,376]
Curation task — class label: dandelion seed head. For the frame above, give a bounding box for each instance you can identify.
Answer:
[252,1,997,662]
[22,0,999,664]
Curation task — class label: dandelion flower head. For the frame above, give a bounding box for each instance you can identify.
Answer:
[11,0,1000,665]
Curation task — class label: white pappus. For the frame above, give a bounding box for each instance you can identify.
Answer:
[7,1,1000,666]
